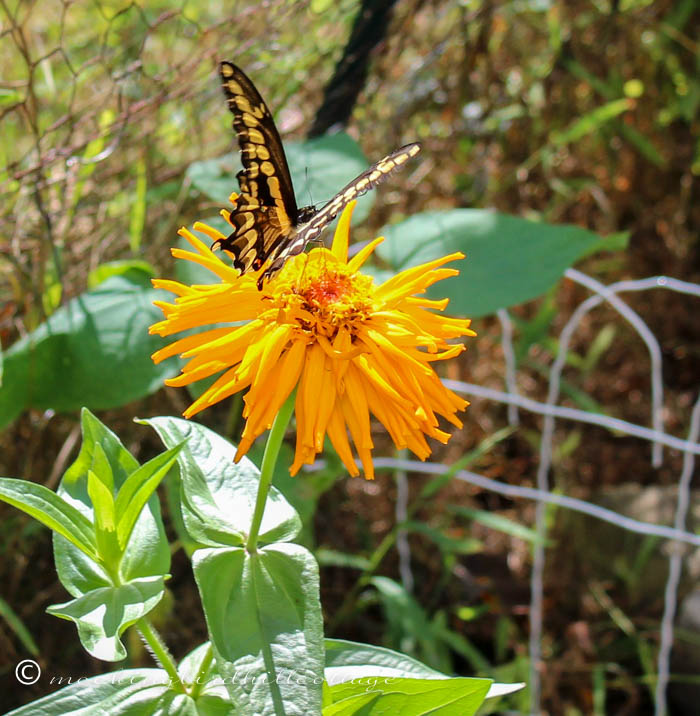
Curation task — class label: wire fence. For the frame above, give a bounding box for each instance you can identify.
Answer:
[379,268,700,716]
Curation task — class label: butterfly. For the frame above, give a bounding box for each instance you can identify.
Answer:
[212,61,421,288]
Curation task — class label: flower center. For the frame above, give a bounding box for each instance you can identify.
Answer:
[297,271,353,307]
[272,255,375,338]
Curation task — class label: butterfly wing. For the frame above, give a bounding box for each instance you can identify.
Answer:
[221,201,293,274]
[214,61,421,286]
[262,143,421,279]
[213,62,302,272]
[295,143,421,246]
[219,61,298,220]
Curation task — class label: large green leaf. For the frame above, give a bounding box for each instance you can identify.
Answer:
[0,274,180,428]
[326,677,492,715]
[193,543,324,715]
[375,209,625,318]
[143,416,301,546]
[325,639,445,680]
[186,132,376,226]
[324,639,525,705]
[46,576,166,661]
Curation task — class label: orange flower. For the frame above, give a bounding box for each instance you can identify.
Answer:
[150,202,475,479]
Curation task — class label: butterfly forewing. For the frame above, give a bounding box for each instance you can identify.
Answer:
[215,61,421,288]
[219,62,298,220]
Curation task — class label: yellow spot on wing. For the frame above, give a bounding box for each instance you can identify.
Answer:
[267,176,282,199]
[242,114,259,129]
[246,127,264,143]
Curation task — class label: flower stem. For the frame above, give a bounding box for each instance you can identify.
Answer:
[137,617,184,693]
[246,390,296,553]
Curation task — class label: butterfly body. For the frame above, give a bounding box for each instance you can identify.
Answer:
[214,61,420,287]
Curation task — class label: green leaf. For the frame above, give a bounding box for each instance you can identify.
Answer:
[185,154,239,205]
[143,416,301,546]
[0,477,97,559]
[0,596,39,656]
[193,543,324,715]
[115,444,183,549]
[186,131,375,225]
[324,639,524,704]
[42,250,63,316]
[87,259,156,289]
[328,676,492,715]
[0,275,180,428]
[315,548,371,570]
[550,98,632,145]
[450,506,551,546]
[401,521,482,555]
[375,209,617,318]
[88,468,120,565]
[55,410,170,599]
[323,692,381,715]
[325,639,446,680]
[64,409,139,488]
[4,669,173,715]
[46,575,166,661]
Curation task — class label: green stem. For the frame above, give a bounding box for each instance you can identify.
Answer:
[189,643,214,700]
[246,391,296,553]
[137,618,185,693]
[225,392,244,442]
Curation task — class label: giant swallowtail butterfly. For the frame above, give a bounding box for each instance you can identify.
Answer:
[213,61,421,288]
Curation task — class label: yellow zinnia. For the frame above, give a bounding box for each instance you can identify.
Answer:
[150,202,475,479]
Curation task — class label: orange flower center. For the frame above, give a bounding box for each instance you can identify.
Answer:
[269,254,375,339]
[295,270,352,307]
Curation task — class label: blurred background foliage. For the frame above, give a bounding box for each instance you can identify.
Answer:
[1,0,698,713]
